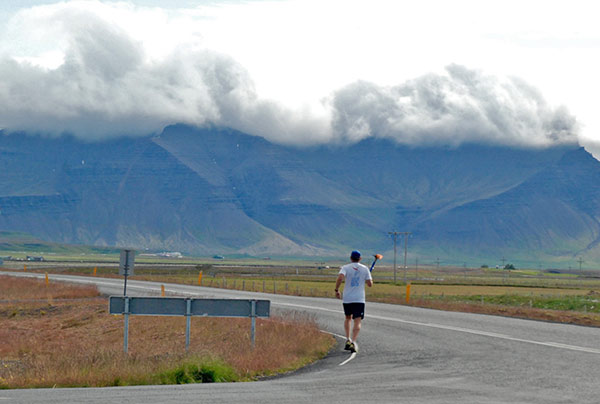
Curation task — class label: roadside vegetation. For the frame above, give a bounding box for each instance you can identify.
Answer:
[125,265,600,327]
[4,258,600,328]
[0,275,333,389]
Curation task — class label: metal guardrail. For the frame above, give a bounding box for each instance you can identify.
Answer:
[109,296,270,352]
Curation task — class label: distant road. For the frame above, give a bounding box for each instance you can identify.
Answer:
[2,271,600,404]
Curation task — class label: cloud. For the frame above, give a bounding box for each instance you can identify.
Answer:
[0,1,330,143]
[330,64,578,147]
[0,1,579,149]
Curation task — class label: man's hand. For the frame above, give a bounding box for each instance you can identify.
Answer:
[335,290,341,299]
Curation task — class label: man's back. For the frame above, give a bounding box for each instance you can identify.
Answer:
[339,262,371,303]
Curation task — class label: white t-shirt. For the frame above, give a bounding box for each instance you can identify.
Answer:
[339,262,372,303]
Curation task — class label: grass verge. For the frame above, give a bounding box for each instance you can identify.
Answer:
[6,264,600,328]
[0,275,334,388]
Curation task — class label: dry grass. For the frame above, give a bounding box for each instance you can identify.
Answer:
[0,276,334,388]
[0,275,99,301]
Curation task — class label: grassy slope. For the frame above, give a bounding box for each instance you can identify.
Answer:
[0,231,119,255]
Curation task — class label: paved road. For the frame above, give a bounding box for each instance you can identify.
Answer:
[2,272,600,403]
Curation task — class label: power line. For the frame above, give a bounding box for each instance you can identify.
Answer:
[388,231,411,283]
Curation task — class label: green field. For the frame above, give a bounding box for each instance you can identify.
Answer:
[4,253,600,326]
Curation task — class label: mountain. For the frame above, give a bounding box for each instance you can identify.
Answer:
[416,147,600,263]
[0,231,119,255]
[0,125,598,266]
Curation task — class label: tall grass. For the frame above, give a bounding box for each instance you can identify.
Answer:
[0,275,99,300]
[0,276,334,388]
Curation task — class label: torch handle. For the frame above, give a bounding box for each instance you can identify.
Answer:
[369,259,378,272]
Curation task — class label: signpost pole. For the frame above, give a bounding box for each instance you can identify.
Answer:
[120,249,135,297]
[124,297,130,353]
[250,300,257,348]
[185,299,191,352]
[123,250,130,296]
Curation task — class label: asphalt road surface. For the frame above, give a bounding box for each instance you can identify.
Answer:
[2,272,600,404]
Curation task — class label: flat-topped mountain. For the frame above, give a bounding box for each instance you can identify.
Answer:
[1,125,597,266]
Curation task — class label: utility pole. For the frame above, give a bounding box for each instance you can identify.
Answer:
[389,231,398,283]
[389,231,411,283]
[403,232,411,283]
[577,257,584,271]
[435,257,440,271]
[501,256,507,281]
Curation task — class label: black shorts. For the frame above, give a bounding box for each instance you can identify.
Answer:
[343,302,365,319]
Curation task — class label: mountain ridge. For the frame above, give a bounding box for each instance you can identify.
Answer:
[1,125,598,266]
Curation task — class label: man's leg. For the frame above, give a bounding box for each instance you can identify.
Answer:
[344,315,352,340]
[351,317,362,342]
[344,315,353,350]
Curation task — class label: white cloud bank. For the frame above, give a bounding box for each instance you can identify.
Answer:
[0,1,580,149]
[331,65,577,147]
[0,1,330,144]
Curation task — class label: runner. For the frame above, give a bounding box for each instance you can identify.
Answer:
[335,250,373,353]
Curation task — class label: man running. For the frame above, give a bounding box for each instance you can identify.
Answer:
[335,250,373,353]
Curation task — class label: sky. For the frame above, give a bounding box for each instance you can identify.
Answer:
[1,0,599,157]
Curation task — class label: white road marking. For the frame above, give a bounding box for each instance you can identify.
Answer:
[5,272,600,355]
[339,353,357,366]
[322,330,346,340]
[275,302,600,355]
[320,331,358,366]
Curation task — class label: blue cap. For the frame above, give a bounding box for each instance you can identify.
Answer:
[350,250,361,260]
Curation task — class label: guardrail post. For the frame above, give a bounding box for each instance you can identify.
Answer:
[250,300,257,348]
[185,299,192,352]
[124,297,130,353]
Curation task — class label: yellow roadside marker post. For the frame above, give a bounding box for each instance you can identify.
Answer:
[45,272,49,286]
[24,264,27,272]
[406,283,411,304]
[93,267,97,276]
[161,284,165,297]
[198,271,203,286]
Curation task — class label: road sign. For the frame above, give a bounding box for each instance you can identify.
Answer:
[109,296,270,352]
[119,249,135,276]
[109,297,270,317]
